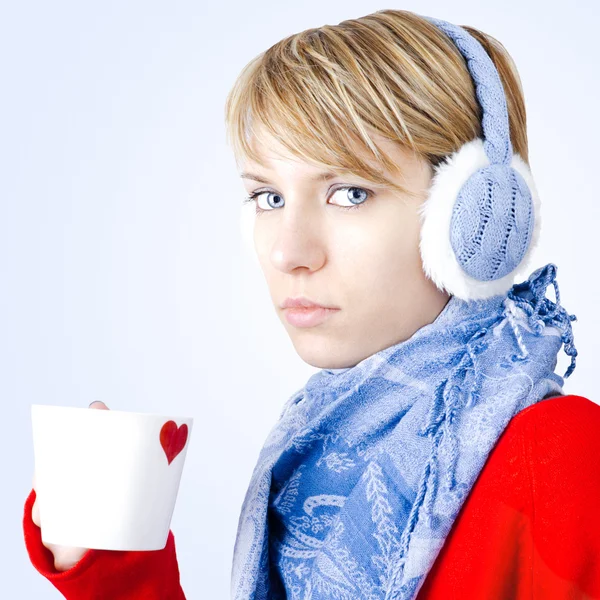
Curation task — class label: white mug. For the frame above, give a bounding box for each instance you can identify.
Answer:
[31,404,193,551]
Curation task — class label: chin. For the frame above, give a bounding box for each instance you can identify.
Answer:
[288,337,326,367]
[289,337,353,370]
[293,347,326,369]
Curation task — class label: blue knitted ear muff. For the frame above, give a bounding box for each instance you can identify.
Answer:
[417,16,541,301]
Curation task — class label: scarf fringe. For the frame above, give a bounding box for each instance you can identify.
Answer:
[384,262,578,600]
[506,263,578,378]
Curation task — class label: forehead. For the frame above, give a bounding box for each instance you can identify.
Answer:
[240,141,342,183]
[240,126,418,183]
[242,129,311,171]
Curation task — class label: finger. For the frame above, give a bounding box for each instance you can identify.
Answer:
[32,497,41,528]
[51,545,88,572]
[88,400,110,410]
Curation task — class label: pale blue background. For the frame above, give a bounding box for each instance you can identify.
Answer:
[2,0,598,597]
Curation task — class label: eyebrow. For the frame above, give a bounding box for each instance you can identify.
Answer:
[240,170,341,184]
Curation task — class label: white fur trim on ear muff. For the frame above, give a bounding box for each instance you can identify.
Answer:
[417,137,542,301]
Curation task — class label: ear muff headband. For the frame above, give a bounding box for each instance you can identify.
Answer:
[419,15,540,300]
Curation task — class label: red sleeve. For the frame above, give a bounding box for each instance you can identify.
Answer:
[23,488,187,600]
[419,394,600,599]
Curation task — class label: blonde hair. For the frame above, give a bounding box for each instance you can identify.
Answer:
[224,9,529,199]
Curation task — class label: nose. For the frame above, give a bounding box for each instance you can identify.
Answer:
[269,206,326,274]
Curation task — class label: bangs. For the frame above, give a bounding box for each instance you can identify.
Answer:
[225,27,422,198]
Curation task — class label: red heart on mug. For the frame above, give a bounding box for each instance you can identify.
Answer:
[160,421,188,465]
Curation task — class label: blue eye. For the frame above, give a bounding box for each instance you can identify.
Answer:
[242,185,372,216]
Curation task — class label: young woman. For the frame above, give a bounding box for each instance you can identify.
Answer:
[23,9,600,600]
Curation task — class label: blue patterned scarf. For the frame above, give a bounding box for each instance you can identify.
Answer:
[230,262,578,600]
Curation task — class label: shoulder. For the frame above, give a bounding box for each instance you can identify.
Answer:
[507,393,600,460]
[485,393,600,475]
[506,394,600,596]
[422,395,600,597]
[512,392,600,425]
[476,393,600,510]
[509,392,600,498]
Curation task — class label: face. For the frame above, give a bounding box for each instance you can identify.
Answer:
[240,128,451,369]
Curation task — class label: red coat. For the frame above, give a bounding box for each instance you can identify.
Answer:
[22,394,600,599]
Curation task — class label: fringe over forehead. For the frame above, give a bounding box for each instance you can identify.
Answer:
[224,9,528,199]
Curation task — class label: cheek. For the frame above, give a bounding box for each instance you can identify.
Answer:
[335,219,420,281]
[253,223,274,266]
[336,237,424,322]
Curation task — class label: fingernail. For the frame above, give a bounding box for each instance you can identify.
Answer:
[89,400,101,408]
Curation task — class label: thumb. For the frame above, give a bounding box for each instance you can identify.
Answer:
[88,400,110,410]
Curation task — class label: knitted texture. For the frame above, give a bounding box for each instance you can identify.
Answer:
[418,137,541,300]
[420,16,537,287]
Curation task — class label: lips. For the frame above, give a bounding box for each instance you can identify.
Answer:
[281,296,336,310]
[283,306,339,328]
